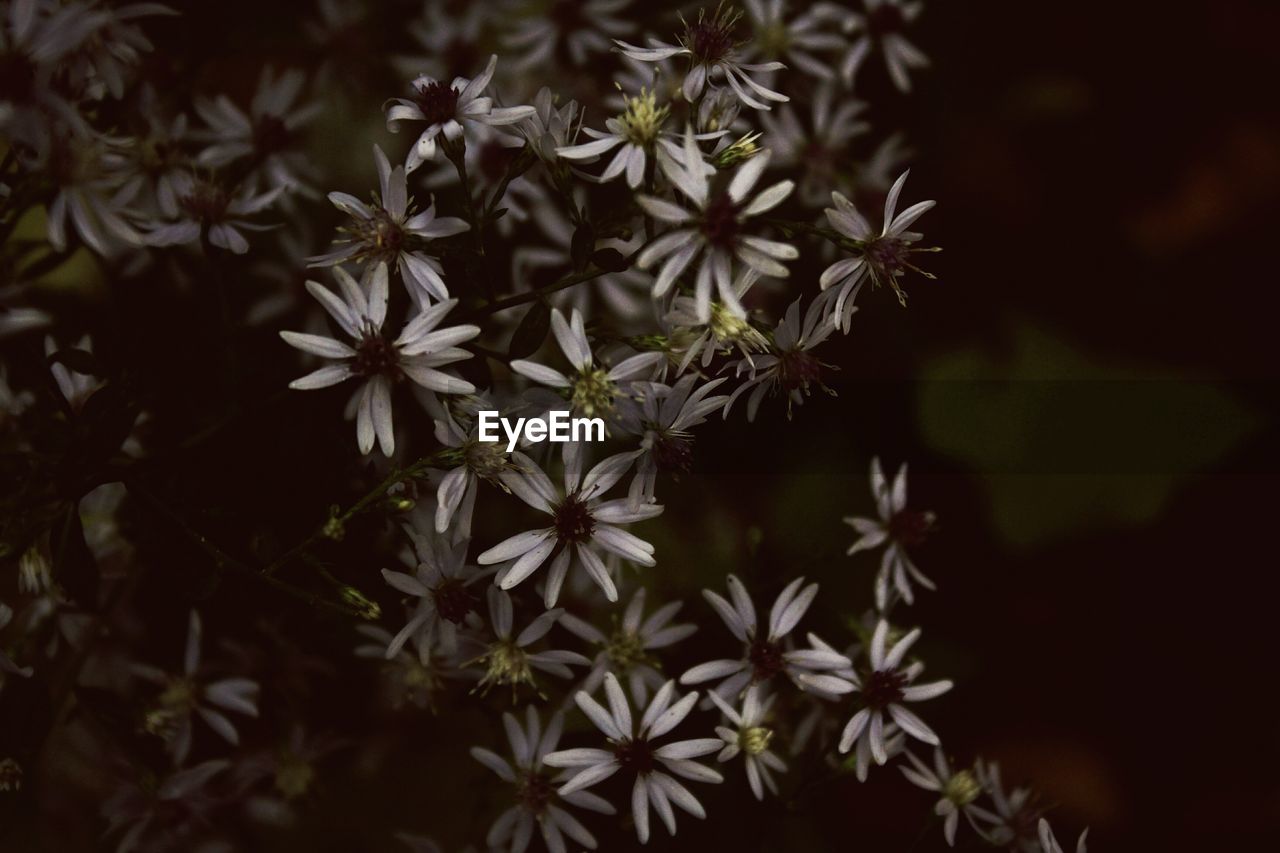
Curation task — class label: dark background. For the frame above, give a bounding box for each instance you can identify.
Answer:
[5,0,1280,849]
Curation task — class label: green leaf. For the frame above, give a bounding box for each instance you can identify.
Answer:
[508,300,552,359]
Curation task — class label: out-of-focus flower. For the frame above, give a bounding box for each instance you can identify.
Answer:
[681,574,850,702]
[560,587,696,705]
[312,145,469,305]
[470,706,616,852]
[101,758,229,853]
[615,376,728,507]
[759,84,868,205]
[742,0,846,81]
[722,296,836,420]
[709,685,787,799]
[132,611,260,764]
[835,619,952,763]
[193,67,321,201]
[385,55,536,172]
[477,446,660,606]
[544,673,724,844]
[844,456,937,610]
[637,130,796,322]
[1038,818,1089,853]
[821,0,929,92]
[45,133,145,255]
[614,3,788,110]
[380,531,483,658]
[147,173,281,254]
[900,748,997,846]
[504,0,635,70]
[279,263,479,456]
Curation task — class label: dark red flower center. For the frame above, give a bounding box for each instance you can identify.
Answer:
[553,494,595,543]
[651,432,694,474]
[861,668,908,709]
[686,14,740,62]
[253,114,293,156]
[888,509,935,548]
[865,235,909,275]
[352,335,399,377]
[516,769,555,814]
[748,639,785,681]
[432,577,478,625]
[701,192,743,248]
[777,350,824,391]
[614,739,654,773]
[414,80,460,126]
[179,181,231,223]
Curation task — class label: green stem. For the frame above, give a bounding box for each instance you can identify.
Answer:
[457,265,611,322]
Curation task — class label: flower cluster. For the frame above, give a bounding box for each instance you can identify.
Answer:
[0,2,1090,852]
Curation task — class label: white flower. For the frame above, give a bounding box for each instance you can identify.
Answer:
[470,706,616,853]
[636,130,796,322]
[614,375,729,508]
[380,532,483,659]
[900,748,997,846]
[844,456,937,610]
[147,173,281,255]
[385,54,536,173]
[825,0,929,92]
[44,133,145,256]
[503,0,636,70]
[1039,818,1089,853]
[354,623,453,711]
[722,296,836,420]
[660,270,769,375]
[680,574,850,702]
[742,0,847,81]
[708,685,787,799]
[759,83,869,205]
[192,67,321,200]
[544,673,724,844]
[430,398,520,539]
[560,587,697,706]
[821,169,937,325]
[102,758,229,853]
[465,587,591,696]
[836,619,952,763]
[510,307,664,420]
[311,145,470,305]
[614,4,789,110]
[131,611,260,765]
[279,263,479,456]
[478,446,660,606]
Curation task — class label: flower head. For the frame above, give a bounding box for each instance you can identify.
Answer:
[845,456,937,610]
[709,685,787,799]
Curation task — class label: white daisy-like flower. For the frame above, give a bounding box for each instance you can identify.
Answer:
[759,83,869,205]
[680,574,851,702]
[1038,818,1089,853]
[44,133,145,256]
[311,145,470,305]
[823,0,929,92]
[844,456,937,611]
[560,587,696,706]
[708,685,787,799]
[636,130,796,322]
[900,748,998,846]
[836,619,952,762]
[385,54,536,173]
[544,673,724,845]
[722,296,837,421]
[614,4,789,110]
[973,760,1049,852]
[556,89,720,189]
[614,375,729,508]
[147,173,281,255]
[478,446,660,606]
[430,398,521,539]
[742,0,847,81]
[192,67,321,200]
[510,307,664,421]
[465,587,591,696]
[821,169,937,326]
[353,623,453,711]
[503,0,635,70]
[471,706,616,853]
[279,262,480,456]
[660,270,770,375]
[131,611,260,765]
[379,532,483,659]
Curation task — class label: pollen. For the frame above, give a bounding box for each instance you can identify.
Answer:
[570,367,617,418]
[620,90,669,147]
[738,725,774,756]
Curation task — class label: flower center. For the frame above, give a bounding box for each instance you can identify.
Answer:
[614,738,655,773]
[755,21,791,59]
[606,628,650,673]
[569,367,616,418]
[650,430,694,474]
[944,769,981,806]
[620,91,668,147]
[253,114,293,156]
[516,769,556,814]
[701,192,743,247]
[739,725,773,756]
[861,668,908,709]
[748,639,785,681]
[683,3,743,63]
[864,235,909,276]
[553,493,596,543]
[479,639,534,692]
[352,334,399,377]
[274,752,315,800]
[414,79,461,126]
[178,180,231,223]
[464,439,510,479]
[777,349,824,391]
[432,577,478,625]
[888,509,935,548]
